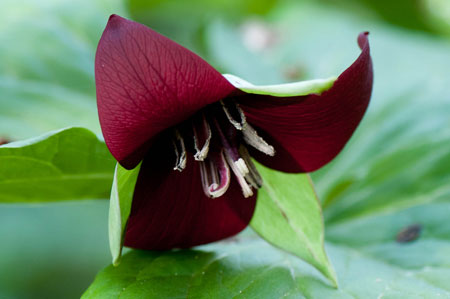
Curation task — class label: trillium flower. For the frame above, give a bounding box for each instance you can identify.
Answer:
[95,15,373,250]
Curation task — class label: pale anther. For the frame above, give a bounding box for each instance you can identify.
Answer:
[172,129,186,172]
[242,123,275,156]
[193,115,212,161]
[220,99,247,130]
[234,158,249,176]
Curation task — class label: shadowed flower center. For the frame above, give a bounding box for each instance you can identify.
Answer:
[171,99,275,199]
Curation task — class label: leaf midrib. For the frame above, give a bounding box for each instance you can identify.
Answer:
[262,181,322,265]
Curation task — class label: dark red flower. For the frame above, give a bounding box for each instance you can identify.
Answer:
[95,15,373,250]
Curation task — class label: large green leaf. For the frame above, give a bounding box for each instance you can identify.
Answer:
[109,163,141,266]
[0,127,115,202]
[0,0,126,141]
[251,164,337,287]
[83,224,449,298]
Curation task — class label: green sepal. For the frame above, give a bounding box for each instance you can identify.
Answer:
[224,73,336,97]
[251,162,338,287]
[109,162,141,266]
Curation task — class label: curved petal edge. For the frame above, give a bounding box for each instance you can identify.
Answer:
[240,32,373,173]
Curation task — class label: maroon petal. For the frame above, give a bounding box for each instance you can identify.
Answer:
[123,137,256,250]
[95,15,235,169]
[239,32,373,173]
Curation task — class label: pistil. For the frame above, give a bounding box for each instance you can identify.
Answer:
[199,150,231,198]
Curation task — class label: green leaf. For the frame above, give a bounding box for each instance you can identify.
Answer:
[251,163,337,287]
[83,226,449,298]
[0,127,115,202]
[109,163,141,266]
[0,0,126,141]
[224,74,336,96]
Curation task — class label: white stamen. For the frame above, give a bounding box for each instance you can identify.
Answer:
[172,130,186,172]
[220,100,247,130]
[239,145,263,189]
[242,123,275,156]
[224,151,253,198]
[193,115,212,161]
[234,158,249,176]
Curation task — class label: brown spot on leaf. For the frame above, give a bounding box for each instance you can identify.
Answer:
[396,224,422,243]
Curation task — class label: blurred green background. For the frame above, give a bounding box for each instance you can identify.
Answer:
[1,0,450,297]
